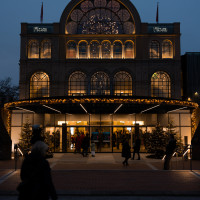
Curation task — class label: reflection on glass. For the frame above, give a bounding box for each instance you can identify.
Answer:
[67,41,77,58]
[30,72,49,98]
[68,71,87,96]
[114,71,132,95]
[90,41,100,58]
[151,71,171,98]
[102,41,111,58]
[113,41,122,58]
[162,40,173,59]
[79,41,88,58]
[41,40,51,59]
[28,40,39,59]
[91,71,110,95]
[149,41,160,59]
[125,41,134,58]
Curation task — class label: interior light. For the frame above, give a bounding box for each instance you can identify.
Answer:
[132,121,144,125]
[58,121,68,125]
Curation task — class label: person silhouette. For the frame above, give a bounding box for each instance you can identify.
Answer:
[164,134,177,170]
[132,136,141,160]
[17,141,57,200]
[122,139,131,166]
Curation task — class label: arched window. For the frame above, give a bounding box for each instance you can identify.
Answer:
[124,41,134,58]
[66,41,77,58]
[28,40,39,59]
[65,0,135,34]
[151,71,171,98]
[30,72,49,98]
[114,71,132,96]
[68,71,87,96]
[79,41,88,58]
[90,41,100,58]
[91,72,110,95]
[113,41,122,58]
[162,40,173,59]
[41,40,51,59]
[149,41,160,59]
[102,41,111,58]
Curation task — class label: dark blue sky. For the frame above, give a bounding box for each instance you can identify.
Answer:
[0,0,200,85]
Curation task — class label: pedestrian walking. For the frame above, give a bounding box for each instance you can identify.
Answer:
[82,133,90,157]
[17,141,57,200]
[164,134,177,170]
[132,136,141,160]
[91,142,95,157]
[122,139,131,166]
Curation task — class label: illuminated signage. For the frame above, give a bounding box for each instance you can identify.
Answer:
[153,26,168,33]
[33,27,48,33]
[148,24,174,34]
[27,24,53,34]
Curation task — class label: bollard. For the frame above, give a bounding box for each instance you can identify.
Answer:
[14,144,18,171]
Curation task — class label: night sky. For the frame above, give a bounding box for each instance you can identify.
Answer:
[0,0,200,85]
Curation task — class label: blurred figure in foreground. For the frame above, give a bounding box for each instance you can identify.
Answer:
[17,141,57,200]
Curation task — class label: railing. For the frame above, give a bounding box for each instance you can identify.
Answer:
[14,144,25,171]
[167,145,193,170]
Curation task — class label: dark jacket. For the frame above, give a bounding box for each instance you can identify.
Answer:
[81,136,90,150]
[166,138,177,155]
[134,138,141,151]
[18,153,57,200]
[122,141,131,158]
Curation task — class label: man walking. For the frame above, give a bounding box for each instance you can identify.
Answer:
[164,134,177,170]
[132,136,141,160]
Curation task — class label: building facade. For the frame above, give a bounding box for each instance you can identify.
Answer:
[4,0,198,152]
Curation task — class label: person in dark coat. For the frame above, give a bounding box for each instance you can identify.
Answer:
[82,134,90,157]
[164,134,177,170]
[132,136,141,160]
[122,139,131,166]
[17,141,57,200]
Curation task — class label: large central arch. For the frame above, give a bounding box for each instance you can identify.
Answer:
[60,0,141,34]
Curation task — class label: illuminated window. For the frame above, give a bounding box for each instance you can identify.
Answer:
[28,40,39,59]
[151,71,171,98]
[79,41,88,58]
[66,41,77,58]
[90,41,100,58]
[41,40,51,59]
[102,41,111,59]
[30,72,49,98]
[125,41,134,58]
[149,41,160,59]
[114,71,132,96]
[68,71,87,96]
[65,0,135,34]
[91,71,110,95]
[113,41,122,58]
[162,40,173,59]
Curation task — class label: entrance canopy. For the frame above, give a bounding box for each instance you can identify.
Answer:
[5,96,198,114]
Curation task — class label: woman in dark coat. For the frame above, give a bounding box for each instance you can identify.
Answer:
[132,136,141,160]
[122,139,131,166]
[17,141,57,200]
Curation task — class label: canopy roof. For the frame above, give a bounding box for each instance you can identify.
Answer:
[5,96,198,114]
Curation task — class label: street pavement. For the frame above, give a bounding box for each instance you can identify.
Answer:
[0,153,200,199]
[0,196,200,200]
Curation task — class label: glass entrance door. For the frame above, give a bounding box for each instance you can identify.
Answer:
[67,126,89,152]
[91,126,112,152]
[112,127,131,152]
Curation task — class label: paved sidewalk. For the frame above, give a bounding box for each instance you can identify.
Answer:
[0,153,200,196]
